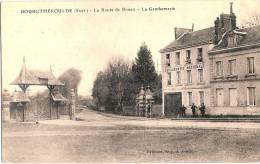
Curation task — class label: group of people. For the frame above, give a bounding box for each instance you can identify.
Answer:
[178,103,206,117]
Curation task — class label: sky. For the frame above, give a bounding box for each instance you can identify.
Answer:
[2,0,260,96]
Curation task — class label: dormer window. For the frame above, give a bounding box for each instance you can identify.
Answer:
[186,50,191,64]
[39,78,48,85]
[166,54,170,66]
[227,35,236,47]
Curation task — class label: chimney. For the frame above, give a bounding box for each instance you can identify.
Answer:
[230,2,236,30]
[174,27,193,39]
[213,2,237,44]
[214,17,221,44]
[230,2,233,14]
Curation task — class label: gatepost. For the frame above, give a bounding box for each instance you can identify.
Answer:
[70,89,76,120]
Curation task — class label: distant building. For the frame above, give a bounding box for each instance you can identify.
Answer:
[160,3,260,116]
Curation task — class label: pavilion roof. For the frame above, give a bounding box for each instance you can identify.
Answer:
[10,59,63,86]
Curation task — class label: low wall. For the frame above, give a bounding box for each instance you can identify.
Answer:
[180,106,260,116]
[206,106,260,116]
[122,104,163,117]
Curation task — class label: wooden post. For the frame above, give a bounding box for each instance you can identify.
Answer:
[49,90,52,120]
[57,102,60,119]
[47,85,54,120]
[23,103,25,122]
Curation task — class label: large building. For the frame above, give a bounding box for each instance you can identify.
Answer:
[160,4,260,116]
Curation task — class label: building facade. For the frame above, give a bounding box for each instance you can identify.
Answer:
[208,26,260,115]
[160,4,260,116]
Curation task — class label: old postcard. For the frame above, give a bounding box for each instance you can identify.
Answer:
[1,0,260,163]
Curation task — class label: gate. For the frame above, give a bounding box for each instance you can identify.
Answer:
[164,92,182,117]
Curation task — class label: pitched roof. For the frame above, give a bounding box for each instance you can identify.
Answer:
[10,91,30,103]
[10,63,63,86]
[212,25,260,51]
[51,92,67,102]
[160,27,215,53]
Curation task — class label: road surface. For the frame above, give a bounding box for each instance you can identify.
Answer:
[3,108,260,162]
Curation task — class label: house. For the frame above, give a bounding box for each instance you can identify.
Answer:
[160,3,260,116]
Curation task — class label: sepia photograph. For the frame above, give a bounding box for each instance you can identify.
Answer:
[1,0,260,163]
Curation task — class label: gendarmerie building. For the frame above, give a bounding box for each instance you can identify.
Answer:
[160,4,260,117]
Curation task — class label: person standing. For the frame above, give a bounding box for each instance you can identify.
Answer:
[199,103,206,117]
[191,103,197,117]
[182,105,187,117]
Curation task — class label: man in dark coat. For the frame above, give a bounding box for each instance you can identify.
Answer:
[199,103,206,117]
[180,104,187,117]
[191,103,197,117]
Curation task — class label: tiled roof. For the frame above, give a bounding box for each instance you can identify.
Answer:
[11,63,63,86]
[10,91,30,103]
[51,92,67,102]
[160,27,215,53]
[212,25,260,50]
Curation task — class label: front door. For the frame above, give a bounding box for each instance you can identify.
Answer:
[164,92,182,117]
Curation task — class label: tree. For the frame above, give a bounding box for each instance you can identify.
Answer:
[105,57,131,112]
[130,42,160,104]
[132,43,158,88]
[92,57,131,112]
[92,71,109,109]
[58,68,82,104]
[242,11,260,27]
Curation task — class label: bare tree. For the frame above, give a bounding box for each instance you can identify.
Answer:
[242,11,260,27]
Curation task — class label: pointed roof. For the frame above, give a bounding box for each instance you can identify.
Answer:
[10,58,64,86]
[210,25,260,52]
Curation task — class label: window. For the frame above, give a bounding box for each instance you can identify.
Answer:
[187,70,192,84]
[228,35,236,47]
[177,71,181,84]
[199,91,204,104]
[247,87,256,106]
[166,54,170,66]
[198,69,203,82]
[216,88,224,106]
[186,50,191,64]
[229,88,237,106]
[197,48,203,62]
[228,59,236,75]
[175,52,180,65]
[167,72,171,85]
[216,61,223,76]
[188,92,192,106]
[38,78,48,85]
[247,57,255,74]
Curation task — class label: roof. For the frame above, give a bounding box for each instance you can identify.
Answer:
[10,91,30,103]
[240,25,260,45]
[51,92,67,102]
[160,27,215,53]
[212,25,260,51]
[10,62,63,86]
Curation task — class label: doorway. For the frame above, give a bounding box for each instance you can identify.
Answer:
[164,92,182,117]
